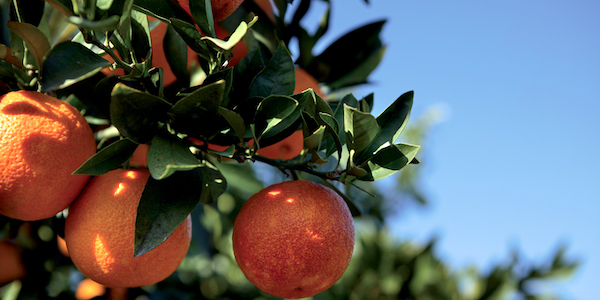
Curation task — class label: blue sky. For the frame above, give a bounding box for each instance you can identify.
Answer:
[298,1,599,299]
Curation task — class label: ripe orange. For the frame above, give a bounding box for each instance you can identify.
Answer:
[256,130,304,160]
[294,67,326,100]
[0,91,96,221]
[129,144,149,168]
[232,180,355,298]
[0,240,26,286]
[175,0,245,22]
[75,278,106,300]
[65,168,192,288]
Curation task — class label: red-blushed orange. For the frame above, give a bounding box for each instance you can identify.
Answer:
[232,180,355,298]
[65,168,192,288]
[0,91,96,221]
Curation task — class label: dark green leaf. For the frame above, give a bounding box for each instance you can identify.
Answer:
[328,46,386,90]
[218,107,246,143]
[134,169,202,257]
[169,79,226,137]
[41,42,110,92]
[254,95,298,140]
[198,161,227,204]
[73,139,138,175]
[188,0,215,37]
[110,83,173,144]
[248,42,295,98]
[169,18,210,60]
[358,143,420,181]
[355,91,413,164]
[147,131,200,180]
[164,23,190,84]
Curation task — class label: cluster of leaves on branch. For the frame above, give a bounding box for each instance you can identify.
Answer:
[1,0,418,257]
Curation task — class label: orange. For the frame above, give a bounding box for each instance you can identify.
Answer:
[256,130,304,160]
[232,180,355,298]
[0,91,96,221]
[129,144,149,168]
[75,278,106,300]
[175,0,245,22]
[57,235,69,257]
[294,67,326,100]
[65,168,192,288]
[0,240,26,286]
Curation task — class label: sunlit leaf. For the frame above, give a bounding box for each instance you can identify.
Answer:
[358,143,420,181]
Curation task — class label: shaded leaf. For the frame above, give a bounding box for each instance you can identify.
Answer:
[41,42,111,92]
[169,79,226,137]
[344,104,379,158]
[254,95,298,140]
[134,169,203,257]
[73,138,138,176]
[110,83,173,144]
[248,42,295,98]
[218,107,246,143]
[0,44,23,68]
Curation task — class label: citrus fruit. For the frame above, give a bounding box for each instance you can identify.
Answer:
[75,278,106,300]
[294,67,326,100]
[0,240,26,286]
[175,0,245,22]
[0,91,96,221]
[65,168,192,288]
[232,180,355,298]
[256,130,304,160]
[129,144,149,168]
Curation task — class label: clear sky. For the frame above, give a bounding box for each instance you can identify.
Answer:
[298,1,599,299]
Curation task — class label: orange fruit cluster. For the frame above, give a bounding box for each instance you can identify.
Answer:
[232,180,355,298]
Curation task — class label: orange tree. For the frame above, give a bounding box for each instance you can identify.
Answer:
[0,0,578,299]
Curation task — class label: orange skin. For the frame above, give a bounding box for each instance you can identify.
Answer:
[0,241,26,286]
[65,169,192,288]
[174,0,245,22]
[232,180,355,298]
[0,91,96,221]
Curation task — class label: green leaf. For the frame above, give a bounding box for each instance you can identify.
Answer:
[169,79,226,137]
[134,169,202,257]
[306,20,386,86]
[164,23,191,84]
[305,125,326,150]
[147,131,201,180]
[355,91,414,164]
[6,21,50,69]
[248,42,295,98]
[358,143,420,181]
[169,18,210,60]
[188,0,215,37]
[254,95,298,140]
[73,139,138,176]
[218,107,246,143]
[198,161,227,204]
[110,83,173,144]
[344,104,379,159]
[40,42,110,92]
[328,46,386,90]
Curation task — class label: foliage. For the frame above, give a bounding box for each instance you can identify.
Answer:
[0,0,579,299]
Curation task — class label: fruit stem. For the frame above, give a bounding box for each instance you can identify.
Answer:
[253,154,341,181]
